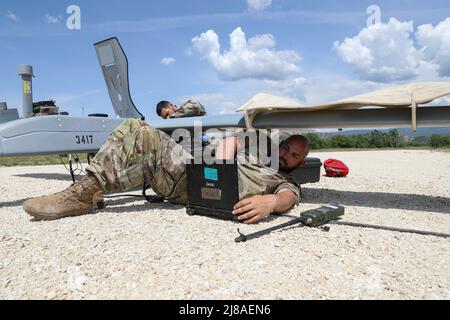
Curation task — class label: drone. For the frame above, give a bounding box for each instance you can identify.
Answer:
[1,37,450,161]
[2,38,450,239]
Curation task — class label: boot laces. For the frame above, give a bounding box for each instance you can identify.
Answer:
[54,176,98,201]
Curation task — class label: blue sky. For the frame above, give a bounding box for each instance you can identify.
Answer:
[1,0,450,121]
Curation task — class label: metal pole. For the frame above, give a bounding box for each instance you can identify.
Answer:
[333,221,450,239]
[235,217,305,242]
[18,65,34,118]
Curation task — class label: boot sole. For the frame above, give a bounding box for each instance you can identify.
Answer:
[25,206,94,221]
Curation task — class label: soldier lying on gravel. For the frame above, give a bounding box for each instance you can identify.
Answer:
[156,99,207,119]
[23,119,310,224]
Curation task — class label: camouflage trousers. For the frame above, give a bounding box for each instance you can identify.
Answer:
[86,119,190,204]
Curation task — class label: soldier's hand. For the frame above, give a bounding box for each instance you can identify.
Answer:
[232,195,277,224]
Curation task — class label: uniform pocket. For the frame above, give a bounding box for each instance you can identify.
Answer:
[150,167,176,198]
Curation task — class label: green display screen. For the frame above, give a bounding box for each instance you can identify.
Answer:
[204,167,218,181]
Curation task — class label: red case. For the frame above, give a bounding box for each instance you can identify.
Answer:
[324,159,349,177]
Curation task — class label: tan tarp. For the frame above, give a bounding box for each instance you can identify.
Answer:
[237,93,304,111]
[236,82,450,130]
[237,82,450,112]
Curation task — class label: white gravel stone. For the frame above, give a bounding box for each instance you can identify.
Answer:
[47,291,57,299]
[1,151,450,299]
[74,276,87,287]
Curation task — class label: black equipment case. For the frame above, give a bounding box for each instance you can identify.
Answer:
[289,157,322,185]
[186,162,239,221]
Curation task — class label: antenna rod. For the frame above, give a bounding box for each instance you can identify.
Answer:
[18,65,34,118]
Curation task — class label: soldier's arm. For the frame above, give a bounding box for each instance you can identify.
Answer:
[232,189,297,224]
[185,100,206,116]
[169,108,187,118]
[170,100,206,118]
[215,136,243,160]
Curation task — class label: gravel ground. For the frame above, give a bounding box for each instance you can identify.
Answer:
[1,150,449,300]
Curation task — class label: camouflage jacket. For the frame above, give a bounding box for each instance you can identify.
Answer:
[206,131,301,204]
[236,143,301,206]
[170,100,207,118]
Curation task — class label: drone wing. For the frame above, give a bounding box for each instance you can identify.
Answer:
[237,83,450,131]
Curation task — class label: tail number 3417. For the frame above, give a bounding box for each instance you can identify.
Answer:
[75,135,93,144]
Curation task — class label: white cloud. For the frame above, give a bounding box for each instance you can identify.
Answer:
[160,57,176,65]
[248,33,276,50]
[416,18,450,77]
[175,76,381,115]
[246,0,272,11]
[191,27,302,81]
[264,77,308,101]
[303,75,382,104]
[44,14,60,24]
[264,74,382,105]
[333,18,438,82]
[424,96,450,106]
[5,10,18,22]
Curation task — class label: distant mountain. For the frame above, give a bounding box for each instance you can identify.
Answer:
[322,127,450,138]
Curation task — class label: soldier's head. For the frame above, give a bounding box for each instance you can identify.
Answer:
[278,135,310,172]
[156,101,178,119]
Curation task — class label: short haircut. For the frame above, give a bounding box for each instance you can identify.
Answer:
[156,101,170,116]
[285,135,311,156]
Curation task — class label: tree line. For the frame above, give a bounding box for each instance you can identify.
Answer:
[303,130,450,150]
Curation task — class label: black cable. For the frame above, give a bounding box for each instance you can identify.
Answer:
[103,182,165,203]
[103,194,143,199]
[142,180,164,202]
[333,221,450,239]
[58,154,87,183]
[73,154,86,175]
[68,158,75,183]
[58,155,72,173]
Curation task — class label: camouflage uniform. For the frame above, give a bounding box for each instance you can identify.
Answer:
[170,100,207,118]
[86,119,300,205]
[237,156,300,205]
[86,119,190,204]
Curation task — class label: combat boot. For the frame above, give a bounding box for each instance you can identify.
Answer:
[23,174,104,220]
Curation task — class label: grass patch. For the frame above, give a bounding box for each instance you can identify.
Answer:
[0,154,89,167]
[1,148,449,167]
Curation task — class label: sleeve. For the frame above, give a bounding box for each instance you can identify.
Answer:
[170,100,207,118]
[274,179,301,206]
